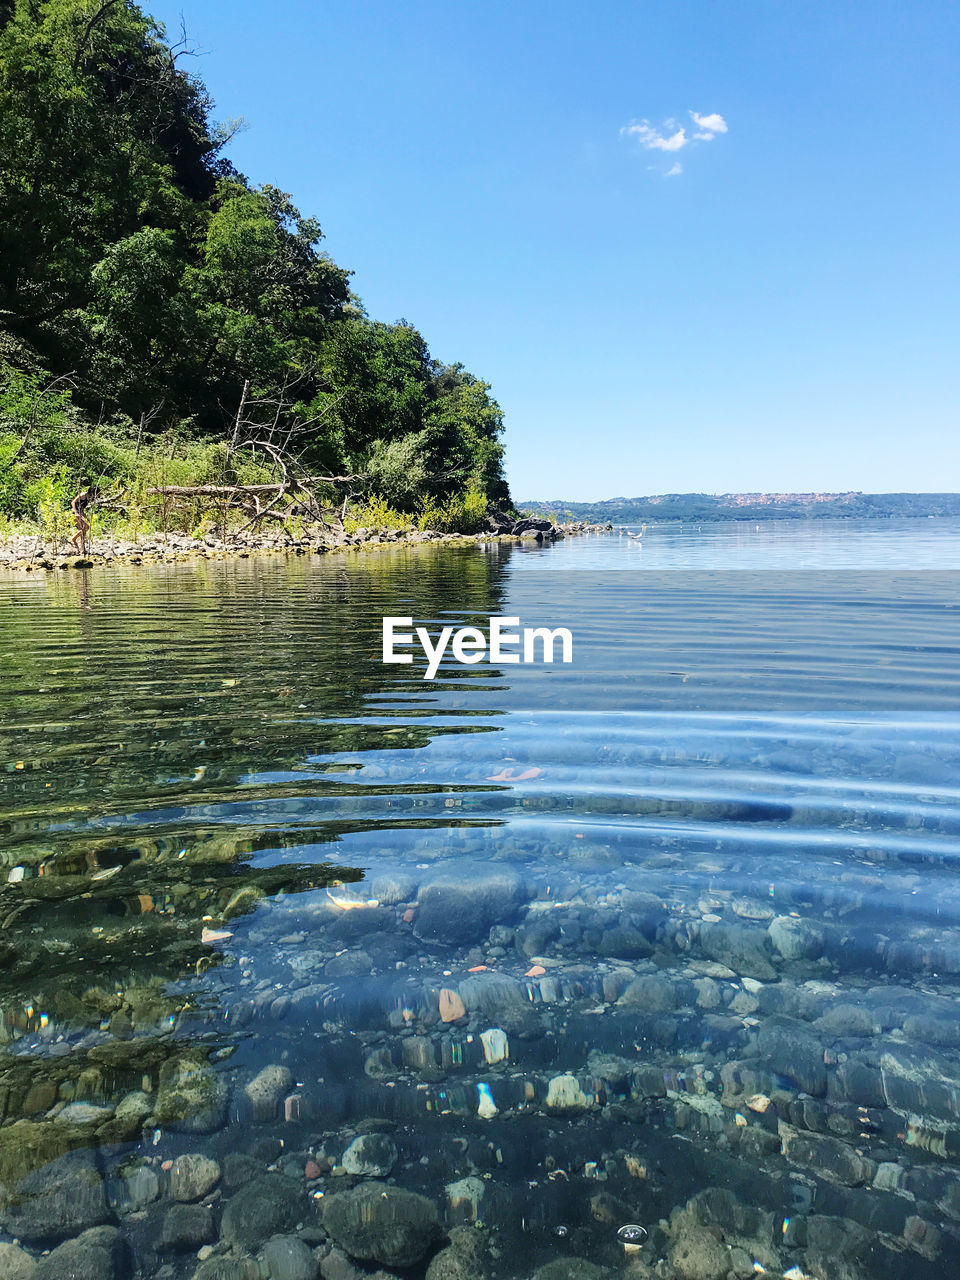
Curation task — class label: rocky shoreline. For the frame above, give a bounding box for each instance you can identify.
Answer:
[0,519,612,573]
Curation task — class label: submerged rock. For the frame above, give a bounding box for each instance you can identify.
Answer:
[193,1258,262,1280]
[414,862,527,944]
[479,1028,509,1064]
[244,1064,294,1122]
[618,974,679,1011]
[34,1226,120,1280]
[531,1260,613,1280]
[108,1090,153,1140]
[0,1120,84,1186]
[0,1243,38,1280]
[880,1043,960,1123]
[768,914,824,961]
[756,1016,827,1096]
[779,1124,876,1186]
[815,1004,875,1037]
[445,1177,486,1224]
[108,1161,160,1212]
[220,1174,305,1251]
[160,1203,215,1250]
[170,1152,221,1201]
[317,1250,363,1280]
[699,922,777,980]
[457,971,527,1018]
[669,1225,730,1280]
[52,1102,113,1127]
[260,1235,318,1280]
[154,1054,228,1133]
[0,1149,110,1242]
[424,1227,489,1280]
[341,1133,398,1177]
[322,1183,442,1268]
[545,1074,592,1113]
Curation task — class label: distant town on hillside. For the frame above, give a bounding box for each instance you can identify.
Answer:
[520,492,960,523]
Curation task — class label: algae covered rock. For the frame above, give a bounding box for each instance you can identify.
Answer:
[154,1053,227,1133]
[322,1182,442,1268]
[0,1120,85,1185]
[34,1226,120,1280]
[426,1226,489,1280]
[99,1090,153,1143]
[160,1202,215,1250]
[0,1148,111,1242]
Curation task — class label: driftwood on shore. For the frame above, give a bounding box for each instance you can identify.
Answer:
[144,476,359,499]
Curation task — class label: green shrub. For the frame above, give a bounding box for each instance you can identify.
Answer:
[344,494,413,534]
[417,482,487,534]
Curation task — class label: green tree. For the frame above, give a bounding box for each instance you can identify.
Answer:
[0,0,511,515]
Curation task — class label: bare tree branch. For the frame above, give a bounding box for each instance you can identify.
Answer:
[10,373,77,464]
[73,0,121,72]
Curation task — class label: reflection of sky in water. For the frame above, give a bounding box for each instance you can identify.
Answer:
[505,515,960,570]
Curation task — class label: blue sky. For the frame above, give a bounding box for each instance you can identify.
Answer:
[149,0,959,499]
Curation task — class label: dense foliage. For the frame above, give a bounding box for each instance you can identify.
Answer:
[0,0,511,525]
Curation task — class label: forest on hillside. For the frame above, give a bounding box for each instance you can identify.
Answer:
[0,0,512,538]
[521,492,960,523]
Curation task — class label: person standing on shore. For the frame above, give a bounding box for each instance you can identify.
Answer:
[68,483,101,554]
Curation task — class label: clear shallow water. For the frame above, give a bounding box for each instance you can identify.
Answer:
[1,524,960,1280]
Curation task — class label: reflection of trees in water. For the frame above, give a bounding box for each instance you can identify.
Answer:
[0,548,511,1122]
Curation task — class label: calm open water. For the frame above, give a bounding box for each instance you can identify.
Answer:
[1,519,960,1279]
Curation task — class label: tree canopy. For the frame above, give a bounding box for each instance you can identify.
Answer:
[0,0,511,514]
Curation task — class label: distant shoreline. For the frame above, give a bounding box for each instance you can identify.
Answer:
[520,492,960,524]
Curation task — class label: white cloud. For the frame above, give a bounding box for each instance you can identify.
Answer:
[690,111,728,136]
[620,120,688,152]
[621,110,728,176]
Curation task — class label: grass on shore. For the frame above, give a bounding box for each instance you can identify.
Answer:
[0,418,493,544]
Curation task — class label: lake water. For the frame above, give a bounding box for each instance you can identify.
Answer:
[1,519,960,1280]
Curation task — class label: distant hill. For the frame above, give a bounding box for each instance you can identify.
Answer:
[520,492,960,523]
